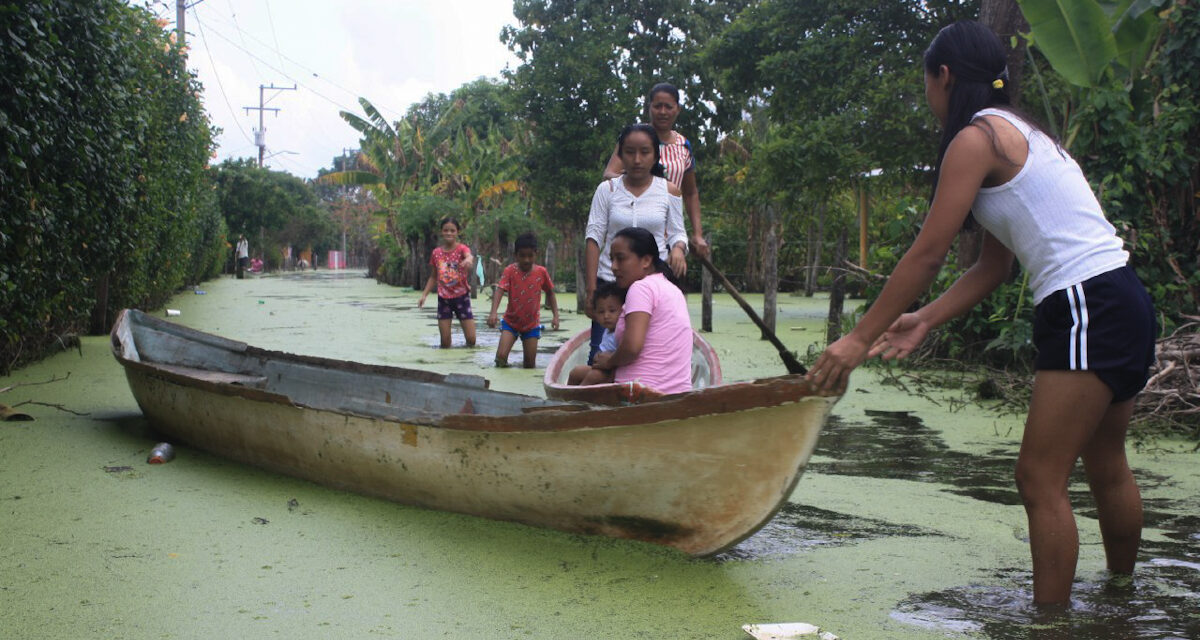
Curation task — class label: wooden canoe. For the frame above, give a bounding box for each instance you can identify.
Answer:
[111,309,839,556]
[543,329,723,404]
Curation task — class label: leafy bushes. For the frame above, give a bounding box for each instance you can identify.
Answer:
[0,0,222,373]
[212,159,336,271]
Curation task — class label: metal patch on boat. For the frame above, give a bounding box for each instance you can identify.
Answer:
[401,424,417,447]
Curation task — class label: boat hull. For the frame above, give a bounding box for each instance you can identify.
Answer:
[113,309,837,556]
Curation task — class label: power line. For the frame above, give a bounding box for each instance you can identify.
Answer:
[191,7,254,145]
[200,22,365,117]
[193,10,405,120]
[224,0,262,80]
[263,0,287,72]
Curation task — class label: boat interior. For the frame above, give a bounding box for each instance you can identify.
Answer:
[115,310,574,422]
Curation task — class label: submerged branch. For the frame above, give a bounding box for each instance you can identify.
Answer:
[0,372,72,393]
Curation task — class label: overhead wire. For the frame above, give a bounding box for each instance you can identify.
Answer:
[194,14,371,175]
[224,0,263,80]
[263,0,287,72]
[190,6,254,145]
[199,22,365,117]
[192,9,405,120]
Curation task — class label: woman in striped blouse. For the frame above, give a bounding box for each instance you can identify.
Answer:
[604,83,708,258]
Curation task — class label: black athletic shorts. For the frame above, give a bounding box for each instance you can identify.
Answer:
[1033,265,1156,402]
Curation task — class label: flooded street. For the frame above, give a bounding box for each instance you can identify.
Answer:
[2,270,1197,639]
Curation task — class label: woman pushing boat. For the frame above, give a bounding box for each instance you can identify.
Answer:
[589,227,693,395]
[604,82,708,258]
[807,21,1156,606]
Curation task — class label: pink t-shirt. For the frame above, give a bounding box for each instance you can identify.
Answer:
[613,272,692,394]
[429,243,471,299]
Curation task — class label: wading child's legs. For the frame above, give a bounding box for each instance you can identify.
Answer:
[494,330,518,366]
[1015,370,1116,604]
[460,318,476,347]
[437,318,453,348]
[1081,398,1142,575]
[520,337,538,369]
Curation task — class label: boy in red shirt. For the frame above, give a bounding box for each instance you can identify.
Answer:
[487,232,560,368]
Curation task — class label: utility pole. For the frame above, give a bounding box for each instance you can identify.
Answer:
[243,84,296,167]
[175,0,204,46]
[177,0,185,44]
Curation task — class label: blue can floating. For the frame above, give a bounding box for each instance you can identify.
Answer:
[147,442,175,464]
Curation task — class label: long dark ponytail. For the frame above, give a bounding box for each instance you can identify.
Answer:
[923,21,1054,218]
[614,227,681,290]
[617,123,666,178]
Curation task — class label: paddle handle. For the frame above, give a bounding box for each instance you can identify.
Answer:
[695,254,807,375]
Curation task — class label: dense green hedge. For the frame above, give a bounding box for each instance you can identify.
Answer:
[0,0,223,374]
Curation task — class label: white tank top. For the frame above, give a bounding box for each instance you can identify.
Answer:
[970,108,1128,304]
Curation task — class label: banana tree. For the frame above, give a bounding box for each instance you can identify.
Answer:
[1017,0,1172,144]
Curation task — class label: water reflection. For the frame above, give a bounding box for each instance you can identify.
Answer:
[811,410,1022,504]
[894,566,1199,639]
[818,411,1200,638]
[716,503,937,561]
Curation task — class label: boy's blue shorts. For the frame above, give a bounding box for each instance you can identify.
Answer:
[500,319,542,340]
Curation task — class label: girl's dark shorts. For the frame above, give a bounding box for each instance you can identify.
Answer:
[436,294,474,321]
[1033,265,1156,403]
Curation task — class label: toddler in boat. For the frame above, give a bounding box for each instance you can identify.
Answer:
[568,281,625,386]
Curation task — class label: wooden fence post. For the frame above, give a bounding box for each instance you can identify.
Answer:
[701,234,712,332]
[826,228,848,345]
[575,240,587,314]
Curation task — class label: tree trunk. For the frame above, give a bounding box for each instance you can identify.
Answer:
[406,238,421,289]
[960,0,1029,270]
[826,228,848,346]
[543,239,556,289]
[981,0,1030,105]
[956,227,983,270]
[745,207,762,291]
[806,201,826,296]
[89,273,110,335]
[762,208,779,339]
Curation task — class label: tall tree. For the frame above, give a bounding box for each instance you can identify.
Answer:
[501,1,752,226]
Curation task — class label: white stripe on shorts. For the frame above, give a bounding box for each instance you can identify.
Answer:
[1066,284,1090,370]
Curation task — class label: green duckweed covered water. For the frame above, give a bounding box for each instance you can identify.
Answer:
[1,270,1196,639]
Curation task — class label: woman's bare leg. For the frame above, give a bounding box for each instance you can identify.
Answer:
[1016,370,1114,604]
[1081,398,1141,575]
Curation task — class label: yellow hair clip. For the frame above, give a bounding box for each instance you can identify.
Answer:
[992,78,1005,90]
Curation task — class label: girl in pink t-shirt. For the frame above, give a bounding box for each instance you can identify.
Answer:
[591,227,692,395]
[418,217,476,348]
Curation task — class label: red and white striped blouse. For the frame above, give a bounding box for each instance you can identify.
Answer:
[659,131,695,189]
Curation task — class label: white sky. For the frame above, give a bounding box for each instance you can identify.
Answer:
[175,0,520,179]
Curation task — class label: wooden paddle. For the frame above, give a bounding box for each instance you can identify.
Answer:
[695,253,807,375]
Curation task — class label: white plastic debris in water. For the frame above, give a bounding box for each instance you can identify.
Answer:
[742,622,839,640]
[166,309,181,317]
